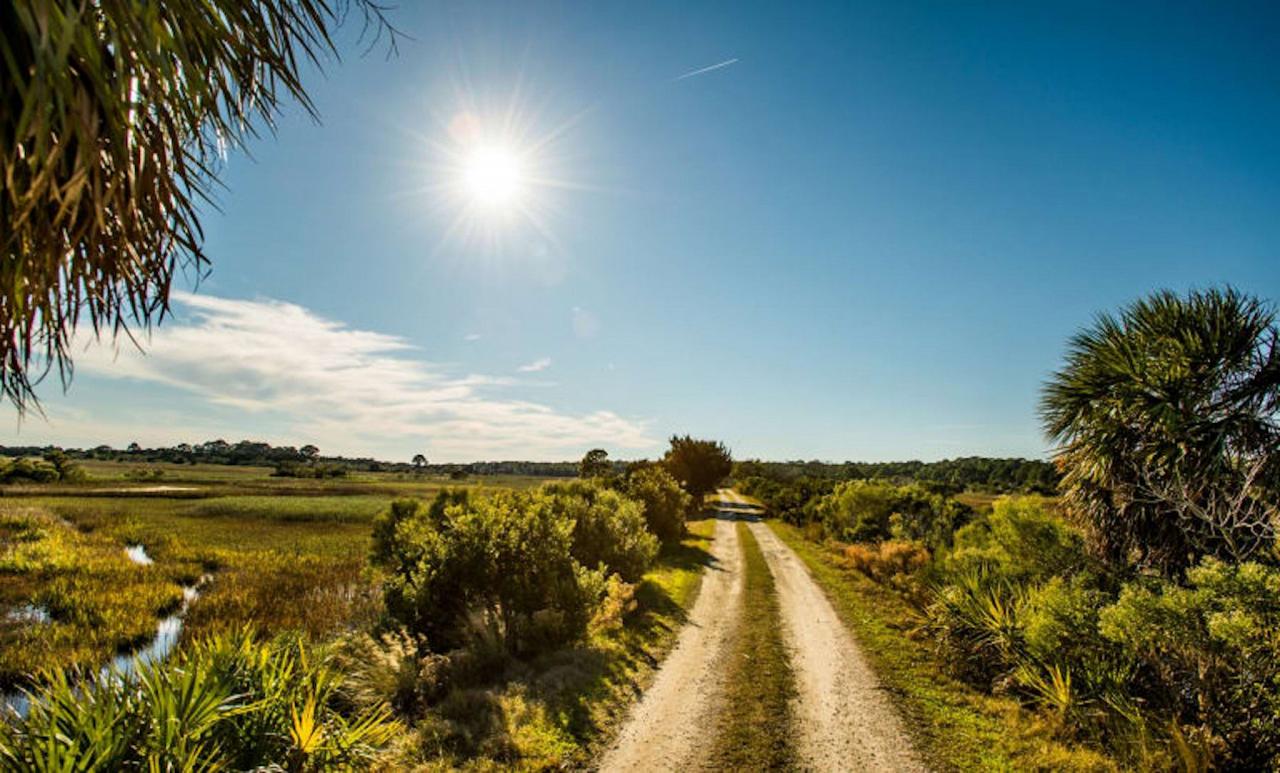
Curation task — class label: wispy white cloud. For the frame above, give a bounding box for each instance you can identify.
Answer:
[68,293,654,460]
[674,57,740,81]
[517,357,552,373]
[463,333,482,341]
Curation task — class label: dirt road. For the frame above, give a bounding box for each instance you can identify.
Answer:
[598,491,924,772]
[744,507,925,770]
[597,515,745,772]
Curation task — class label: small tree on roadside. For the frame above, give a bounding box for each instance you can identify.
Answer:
[579,448,612,479]
[663,435,733,505]
[625,463,692,543]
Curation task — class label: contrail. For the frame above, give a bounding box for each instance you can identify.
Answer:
[674,57,740,81]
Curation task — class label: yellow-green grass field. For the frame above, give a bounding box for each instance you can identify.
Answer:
[4,458,548,499]
[0,463,553,691]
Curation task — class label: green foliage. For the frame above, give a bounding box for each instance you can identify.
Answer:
[662,435,732,502]
[371,491,582,654]
[0,452,84,484]
[1041,287,1280,575]
[0,1,394,409]
[540,480,658,583]
[272,461,349,479]
[737,475,835,525]
[1099,558,1280,769]
[924,569,1030,687]
[734,456,1060,495]
[578,448,612,479]
[622,463,691,544]
[0,630,398,770]
[0,458,57,484]
[360,521,716,769]
[817,479,972,547]
[1021,575,1110,668]
[946,496,1088,584]
[370,483,657,655]
[918,495,1280,768]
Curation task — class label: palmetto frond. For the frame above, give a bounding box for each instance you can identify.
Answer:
[1041,287,1280,574]
[0,1,397,411]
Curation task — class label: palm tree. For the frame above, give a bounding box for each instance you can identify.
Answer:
[1,1,396,411]
[1041,287,1280,575]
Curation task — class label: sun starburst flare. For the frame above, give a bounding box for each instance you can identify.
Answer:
[400,90,593,265]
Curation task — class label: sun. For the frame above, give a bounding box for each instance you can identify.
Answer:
[460,145,525,208]
[411,102,584,258]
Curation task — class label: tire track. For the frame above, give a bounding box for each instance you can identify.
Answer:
[597,515,745,772]
[745,509,926,772]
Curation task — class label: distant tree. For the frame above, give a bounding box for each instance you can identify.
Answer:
[579,449,611,479]
[1041,287,1280,575]
[127,442,142,454]
[300,444,321,460]
[0,2,397,410]
[663,435,733,504]
[412,454,428,471]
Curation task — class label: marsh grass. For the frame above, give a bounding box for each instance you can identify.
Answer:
[0,472,700,769]
[0,507,190,688]
[1,494,382,684]
[4,459,551,503]
[180,495,391,523]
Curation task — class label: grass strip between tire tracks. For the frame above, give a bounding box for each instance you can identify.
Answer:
[710,520,798,769]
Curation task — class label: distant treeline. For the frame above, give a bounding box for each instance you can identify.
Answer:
[0,441,585,478]
[0,442,1057,491]
[732,456,1059,494]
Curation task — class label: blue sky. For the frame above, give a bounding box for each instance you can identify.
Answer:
[11,1,1280,462]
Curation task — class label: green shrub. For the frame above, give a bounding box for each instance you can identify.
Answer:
[334,629,451,716]
[540,481,658,582]
[371,491,586,655]
[623,464,691,544]
[1099,558,1280,770]
[945,496,1087,585]
[817,479,971,546]
[370,484,656,656]
[1021,575,1109,668]
[923,569,1029,688]
[737,475,835,525]
[0,457,59,484]
[0,630,398,770]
